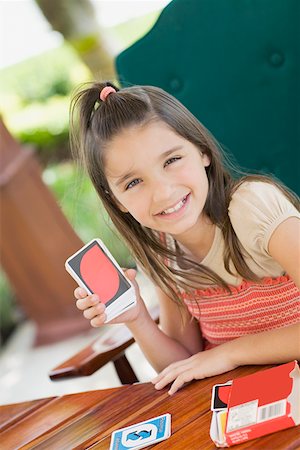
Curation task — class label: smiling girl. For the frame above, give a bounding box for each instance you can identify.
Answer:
[70,82,300,395]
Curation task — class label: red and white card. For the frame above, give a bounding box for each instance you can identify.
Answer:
[65,238,136,322]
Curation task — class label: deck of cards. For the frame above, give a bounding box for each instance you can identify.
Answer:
[65,238,137,322]
[109,413,171,449]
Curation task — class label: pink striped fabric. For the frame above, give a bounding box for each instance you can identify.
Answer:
[181,275,300,349]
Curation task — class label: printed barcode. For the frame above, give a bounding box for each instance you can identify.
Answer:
[257,400,286,423]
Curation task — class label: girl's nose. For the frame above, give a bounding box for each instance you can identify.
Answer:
[152,177,173,203]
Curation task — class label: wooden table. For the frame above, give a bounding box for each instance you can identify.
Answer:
[1,366,299,450]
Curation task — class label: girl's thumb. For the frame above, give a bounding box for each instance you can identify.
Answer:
[124,268,141,296]
[124,268,137,282]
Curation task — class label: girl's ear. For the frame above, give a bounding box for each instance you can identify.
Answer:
[202,153,211,167]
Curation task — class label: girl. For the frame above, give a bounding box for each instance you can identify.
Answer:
[71,81,300,395]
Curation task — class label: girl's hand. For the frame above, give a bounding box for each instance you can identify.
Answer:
[151,345,237,395]
[74,268,144,326]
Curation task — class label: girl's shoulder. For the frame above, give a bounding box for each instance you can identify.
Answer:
[228,180,299,255]
[229,179,298,214]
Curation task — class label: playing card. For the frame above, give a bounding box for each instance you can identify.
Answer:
[109,413,171,449]
[211,381,232,411]
[65,238,136,322]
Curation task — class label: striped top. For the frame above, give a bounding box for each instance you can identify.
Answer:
[181,275,300,349]
[160,182,300,349]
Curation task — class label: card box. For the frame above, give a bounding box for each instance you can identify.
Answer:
[210,361,300,447]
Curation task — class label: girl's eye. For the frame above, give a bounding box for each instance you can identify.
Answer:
[126,178,141,190]
[164,156,181,167]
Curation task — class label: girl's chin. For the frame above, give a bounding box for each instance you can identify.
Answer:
[160,215,201,237]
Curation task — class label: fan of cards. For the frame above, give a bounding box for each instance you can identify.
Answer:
[109,414,171,449]
[65,238,137,322]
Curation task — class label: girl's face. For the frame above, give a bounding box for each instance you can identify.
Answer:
[104,120,210,239]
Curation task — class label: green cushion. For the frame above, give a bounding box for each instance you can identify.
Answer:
[116,0,299,194]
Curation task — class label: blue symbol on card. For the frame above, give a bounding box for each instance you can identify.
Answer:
[127,430,152,441]
[122,423,157,447]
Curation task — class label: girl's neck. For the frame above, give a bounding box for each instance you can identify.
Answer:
[173,218,216,264]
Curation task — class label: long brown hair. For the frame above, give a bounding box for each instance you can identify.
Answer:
[70,81,299,302]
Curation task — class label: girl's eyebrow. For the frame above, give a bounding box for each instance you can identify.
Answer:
[114,145,183,188]
[114,169,136,188]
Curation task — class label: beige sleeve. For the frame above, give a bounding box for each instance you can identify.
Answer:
[228,181,300,257]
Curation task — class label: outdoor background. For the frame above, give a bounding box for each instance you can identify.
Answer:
[0,0,170,346]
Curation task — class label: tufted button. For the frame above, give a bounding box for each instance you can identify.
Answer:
[169,77,183,92]
[269,52,285,67]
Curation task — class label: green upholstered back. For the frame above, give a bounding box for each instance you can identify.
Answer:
[116,0,299,194]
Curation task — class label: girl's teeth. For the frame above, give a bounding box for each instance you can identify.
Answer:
[161,196,187,215]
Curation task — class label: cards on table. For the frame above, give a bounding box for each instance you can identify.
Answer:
[109,413,171,449]
[65,238,137,322]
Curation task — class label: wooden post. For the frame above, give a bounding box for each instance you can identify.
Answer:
[0,118,91,345]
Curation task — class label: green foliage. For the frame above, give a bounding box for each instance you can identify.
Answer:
[0,44,90,162]
[0,272,23,344]
[10,96,71,163]
[0,44,86,105]
[0,10,162,163]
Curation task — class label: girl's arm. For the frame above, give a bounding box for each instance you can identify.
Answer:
[75,269,203,373]
[229,216,300,365]
[152,216,300,394]
[268,217,300,288]
[229,216,300,364]
[127,286,203,372]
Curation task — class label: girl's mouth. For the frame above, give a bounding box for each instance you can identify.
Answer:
[158,193,190,216]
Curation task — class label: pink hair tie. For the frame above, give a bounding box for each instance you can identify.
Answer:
[100,86,116,101]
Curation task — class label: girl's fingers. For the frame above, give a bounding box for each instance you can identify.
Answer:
[74,269,140,327]
[123,268,140,294]
[153,372,177,390]
[153,362,190,390]
[76,294,99,310]
[74,287,88,299]
[168,371,195,395]
[152,359,189,384]
[123,268,137,281]
[91,313,107,327]
[153,364,196,395]
[83,303,105,320]
[151,369,168,385]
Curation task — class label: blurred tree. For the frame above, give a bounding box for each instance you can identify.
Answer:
[35,0,116,80]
